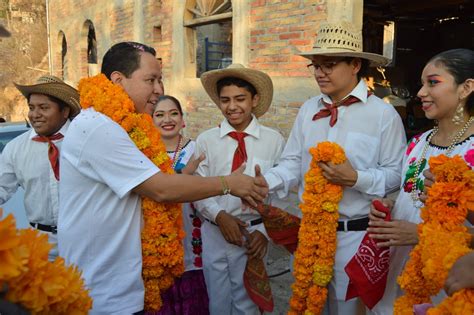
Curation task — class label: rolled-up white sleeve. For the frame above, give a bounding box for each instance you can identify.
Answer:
[352,108,406,196]
[264,106,304,199]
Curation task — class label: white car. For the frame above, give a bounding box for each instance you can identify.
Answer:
[0,122,30,228]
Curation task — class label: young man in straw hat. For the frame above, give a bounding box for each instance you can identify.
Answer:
[263,21,406,314]
[194,64,285,314]
[57,43,269,314]
[0,75,81,261]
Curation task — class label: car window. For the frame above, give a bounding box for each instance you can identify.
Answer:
[0,130,28,153]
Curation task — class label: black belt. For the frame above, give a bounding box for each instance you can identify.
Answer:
[206,218,263,227]
[336,217,369,232]
[30,222,57,234]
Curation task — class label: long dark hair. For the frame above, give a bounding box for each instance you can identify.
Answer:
[429,49,474,113]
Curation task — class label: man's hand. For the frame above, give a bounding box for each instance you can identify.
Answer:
[367,219,418,247]
[245,230,268,259]
[215,211,247,247]
[318,160,358,187]
[182,153,205,175]
[227,164,269,207]
[444,252,474,296]
[420,169,435,202]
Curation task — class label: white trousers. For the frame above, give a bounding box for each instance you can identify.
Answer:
[37,229,58,262]
[201,221,260,315]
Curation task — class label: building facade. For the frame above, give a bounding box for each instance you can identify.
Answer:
[47,0,331,138]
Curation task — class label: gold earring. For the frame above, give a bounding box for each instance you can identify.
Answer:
[452,102,465,125]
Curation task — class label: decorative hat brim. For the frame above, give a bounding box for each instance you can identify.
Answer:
[200,66,273,118]
[299,48,389,67]
[14,82,81,118]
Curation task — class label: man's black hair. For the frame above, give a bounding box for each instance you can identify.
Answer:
[101,42,156,79]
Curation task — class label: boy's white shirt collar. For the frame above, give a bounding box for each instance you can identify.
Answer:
[219,114,261,139]
[320,79,369,105]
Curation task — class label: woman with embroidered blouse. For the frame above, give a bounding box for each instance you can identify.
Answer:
[367,48,474,314]
[151,95,209,315]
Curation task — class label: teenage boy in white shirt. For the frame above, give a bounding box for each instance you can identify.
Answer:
[58,42,268,315]
[264,22,406,314]
[194,64,285,315]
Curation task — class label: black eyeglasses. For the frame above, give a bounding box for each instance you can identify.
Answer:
[307,60,345,75]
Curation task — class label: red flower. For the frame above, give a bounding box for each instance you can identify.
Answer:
[192,217,202,227]
[194,257,203,268]
[193,245,202,255]
[404,181,414,193]
[464,149,474,168]
[192,228,201,238]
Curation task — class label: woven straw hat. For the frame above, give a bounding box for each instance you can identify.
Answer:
[0,24,10,37]
[299,21,389,66]
[200,64,273,117]
[14,75,81,118]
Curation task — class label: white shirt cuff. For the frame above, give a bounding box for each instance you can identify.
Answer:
[352,170,372,193]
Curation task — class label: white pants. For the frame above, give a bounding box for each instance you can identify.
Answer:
[201,221,260,315]
[37,229,58,261]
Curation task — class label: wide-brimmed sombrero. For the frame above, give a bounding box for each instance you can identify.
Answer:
[14,75,81,118]
[298,21,389,66]
[200,64,273,118]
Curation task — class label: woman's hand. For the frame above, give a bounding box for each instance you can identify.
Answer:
[444,252,474,296]
[367,219,418,247]
[368,198,394,222]
[182,153,205,175]
[420,169,435,202]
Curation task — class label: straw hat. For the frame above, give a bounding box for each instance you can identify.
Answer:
[299,21,389,66]
[0,24,10,37]
[14,75,81,118]
[200,64,273,117]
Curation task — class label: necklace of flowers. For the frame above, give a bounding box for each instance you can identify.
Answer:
[409,116,474,204]
[394,154,474,314]
[78,74,185,311]
[0,211,92,313]
[289,142,346,314]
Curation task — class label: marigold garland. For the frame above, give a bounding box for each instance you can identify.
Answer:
[78,74,185,311]
[0,211,92,314]
[288,142,346,314]
[394,155,474,315]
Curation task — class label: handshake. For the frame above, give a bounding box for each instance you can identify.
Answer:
[222,164,269,208]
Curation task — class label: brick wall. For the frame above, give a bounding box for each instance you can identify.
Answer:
[48,0,327,139]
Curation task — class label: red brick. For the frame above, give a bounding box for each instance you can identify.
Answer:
[279,32,301,40]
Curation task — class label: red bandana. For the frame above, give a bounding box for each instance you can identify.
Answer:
[344,200,391,309]
[313,92,372,127]
[227,131,248,171]
[32,133,64,180]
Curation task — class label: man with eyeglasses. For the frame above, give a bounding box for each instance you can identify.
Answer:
[263,22,406,314]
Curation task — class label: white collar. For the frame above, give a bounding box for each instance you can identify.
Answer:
[321,79,369,105]
[219,114,261,139]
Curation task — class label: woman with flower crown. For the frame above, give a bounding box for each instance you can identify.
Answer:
[368,48,474,314]
[150,95,209,315]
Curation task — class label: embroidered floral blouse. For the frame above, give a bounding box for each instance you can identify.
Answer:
[395,129,474,222]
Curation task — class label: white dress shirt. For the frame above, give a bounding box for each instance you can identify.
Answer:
[193,116,285,223]
[265,80,406,219]
[0,120,70,226]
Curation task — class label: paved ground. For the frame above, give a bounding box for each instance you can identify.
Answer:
[266,242,294,314]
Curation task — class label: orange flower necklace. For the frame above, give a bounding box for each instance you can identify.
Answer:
[78,74,185,311]
[394,155,474,314]
[289,142,346,314]
[0,211,92,313]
